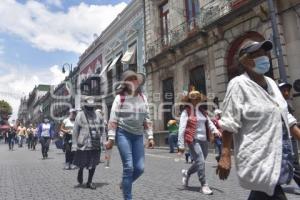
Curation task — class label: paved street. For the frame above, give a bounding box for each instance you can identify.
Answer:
[0,142,299,200]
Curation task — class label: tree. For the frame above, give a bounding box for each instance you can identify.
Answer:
[0,100,12,122]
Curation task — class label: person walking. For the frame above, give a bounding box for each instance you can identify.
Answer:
[32,125,38,150]
[27,124,35,150]
[61,108,77,170]
[7,127,16,151]
[17,123,26,147]
[212,109,223,162]
[167,119,179,153]
[72,96,103,189]
[37,118,54,159]
[105,70,154,200]
[217,40,300,199]
[278,81,300,188]
[178,87,221,195]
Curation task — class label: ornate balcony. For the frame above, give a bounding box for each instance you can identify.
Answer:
[146,0,250,60]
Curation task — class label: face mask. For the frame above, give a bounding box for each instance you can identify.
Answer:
[253,56,270,74]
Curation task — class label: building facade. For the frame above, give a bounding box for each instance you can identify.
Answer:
[17,97,28,125]
[144,0,300,143]
[24,85,50,125]
[77,0,145,118]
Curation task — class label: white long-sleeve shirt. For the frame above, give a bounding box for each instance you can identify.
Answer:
[220,73,297,196]
[178,109,218,149]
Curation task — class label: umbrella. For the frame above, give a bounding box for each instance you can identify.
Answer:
[0,124,10,130]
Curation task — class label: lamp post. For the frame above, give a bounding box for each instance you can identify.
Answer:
[267,0,287,82]
[62,63,73,74]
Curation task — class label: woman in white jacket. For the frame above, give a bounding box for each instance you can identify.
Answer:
[217,40,300,199]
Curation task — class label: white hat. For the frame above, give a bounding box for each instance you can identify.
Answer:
[69,108,76,113]
[214,109,222,116]
[81,95,97,107]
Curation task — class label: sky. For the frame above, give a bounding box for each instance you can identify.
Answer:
[0,0,130,121]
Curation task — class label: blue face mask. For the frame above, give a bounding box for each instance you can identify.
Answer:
[253,56,270,74]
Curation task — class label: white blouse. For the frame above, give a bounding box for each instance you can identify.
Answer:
[178,109,218,149]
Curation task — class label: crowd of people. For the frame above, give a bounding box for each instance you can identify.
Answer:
[1,39,300,200]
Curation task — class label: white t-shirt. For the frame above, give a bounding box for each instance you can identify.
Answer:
[63,118,75,135]
[41,123,51,137]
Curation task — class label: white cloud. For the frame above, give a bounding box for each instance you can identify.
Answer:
[0,62,66,121]
[0,0,128,54]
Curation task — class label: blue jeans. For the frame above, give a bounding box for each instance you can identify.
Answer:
[188,140,208,185]
[215,137,222,162]
[116,128,144,200]
[168,133,178,153]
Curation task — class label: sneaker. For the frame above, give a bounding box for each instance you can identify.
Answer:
[86,182,96,190]
[64,163,70,170]
[70,164,77,170]
[181,169,189,187]
[201,184,213,195]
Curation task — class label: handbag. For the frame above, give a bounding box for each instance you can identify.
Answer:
[83,111,101,149]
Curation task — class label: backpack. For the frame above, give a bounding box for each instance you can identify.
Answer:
[83,111,102,149]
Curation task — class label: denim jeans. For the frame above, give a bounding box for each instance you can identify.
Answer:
[187,140,208,185]
[168,133,178,153]
[18,135,24,147]
[8,137,15,150]
[116,128,144,200]
[291,137,300,186]
[214,137,222,162]
[40,137,51,158]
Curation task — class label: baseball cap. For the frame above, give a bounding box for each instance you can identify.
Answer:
[278,81,292,90]
[239,40,273,57]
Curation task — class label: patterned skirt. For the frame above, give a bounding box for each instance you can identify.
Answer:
[73,150,101,169]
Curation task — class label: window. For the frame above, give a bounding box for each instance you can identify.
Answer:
[189,66,206,95]
[116,53,123,81]
[128,41,137,72]
[185,0,200,31]
[90,78,100,95]
[107,59,113,94]
[160,1,170,46]
[162,78,174,130]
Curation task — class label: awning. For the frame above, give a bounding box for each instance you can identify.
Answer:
[99,63,111,77]
[121,45,136,64]
[107,54,122,71]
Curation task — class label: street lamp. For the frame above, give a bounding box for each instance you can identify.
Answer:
[62,63,73,74]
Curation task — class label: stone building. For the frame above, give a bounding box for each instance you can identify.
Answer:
[25,84,50,125]
[144,0,300,144]
[77,0,145,117]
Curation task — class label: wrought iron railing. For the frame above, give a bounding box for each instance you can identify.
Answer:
[146,0,248,59]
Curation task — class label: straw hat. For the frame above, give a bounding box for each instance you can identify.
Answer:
[181,86,206,102]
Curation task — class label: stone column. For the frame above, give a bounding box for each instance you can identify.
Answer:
[279,0,300,119]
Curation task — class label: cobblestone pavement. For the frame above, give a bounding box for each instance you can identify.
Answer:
[0,142,299,200]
